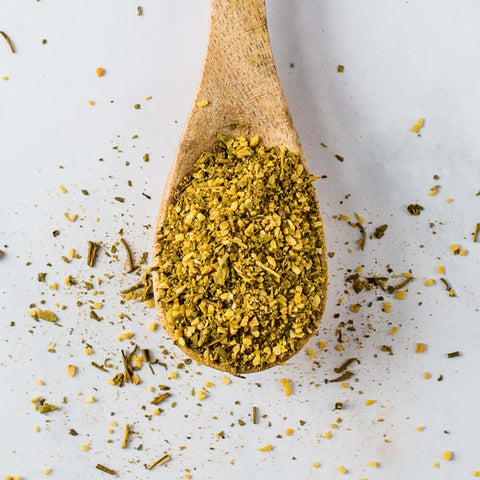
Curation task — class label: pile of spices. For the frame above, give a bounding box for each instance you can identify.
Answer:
[153,135,327,373]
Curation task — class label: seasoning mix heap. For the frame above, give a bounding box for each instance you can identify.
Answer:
[153,135,327,373]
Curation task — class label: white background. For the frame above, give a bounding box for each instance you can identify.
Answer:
[1,1,480,479]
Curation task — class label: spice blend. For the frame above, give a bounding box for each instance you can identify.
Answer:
[153,135,327,373]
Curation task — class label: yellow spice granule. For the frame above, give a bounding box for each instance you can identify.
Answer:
[350,304,361,313]
[459,249,467,256]
[88,100,95,106]
[323,431,331,439]
[221,375,231,385]
[383,301,391,313]
[153,408,161,416]
[81,444,91,451]
[394,290,407,300]
[438,265,445,274]
[86,396,95,403]
[196,99,209,107]
[369,461,378,468]
[335,344,344,352]
[93,302,102,309]
[446,198,453,203]
[117,332,134,341]
[144,298,155,308]
[96,67,105,77]
[428,188,438,196]
[411,118,424,133]
[417,426,424,431]
[109,421,117,427]
[434,462,439,468]
[389,326,398,335]
[319,341,327,350]
[443,451,452,461]
[474,471,480,477]
[50,282,57,290]
[449,243,460,254]
[312,462,320,468]
[85,347,94,355]
[67,364,76,377]
[306,348,316,357]
[424,279,435,286]
[365,399,376,406]
[38,380,44,386]
[285,428,294,436]
[258,444,272,452]
[423,372,431,379]
[338,465,347,474]
[340,382,348,388]
[416,343,426,354]
[169,371,178,379]
[64,212,77,222]
[147,322,157,331]
[59,186,67,194]
[196,390,206,401]
[280,378,292,397]
[44,468,51,475]
[205,381,214,388]
[34,426,39,432]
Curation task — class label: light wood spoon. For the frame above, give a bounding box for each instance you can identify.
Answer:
[153,0,327,374]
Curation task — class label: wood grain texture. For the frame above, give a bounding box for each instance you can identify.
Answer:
[153,0,328,374]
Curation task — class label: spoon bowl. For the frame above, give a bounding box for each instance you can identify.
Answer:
[152,0,327,374]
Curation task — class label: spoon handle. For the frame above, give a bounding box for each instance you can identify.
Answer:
[191,0,295,138]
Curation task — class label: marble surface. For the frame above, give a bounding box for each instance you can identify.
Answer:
[1,1,479,479]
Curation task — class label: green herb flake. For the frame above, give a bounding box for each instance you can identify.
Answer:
[335,154,344,162]
[143,153,149,162]
[407,203,424,216]
[137,6,143,15]
[115,196,125,203]
[31,397,59,414]
[150,392,171,405]
[38,272,46,282]
[337,65,344,72]
[35,310,58,322]
[373,224,388,239]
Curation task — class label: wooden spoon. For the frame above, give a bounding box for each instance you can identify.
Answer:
[152,0,327,374]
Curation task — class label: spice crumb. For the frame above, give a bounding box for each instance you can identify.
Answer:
[417,426,425,431]
[96,67,105,77]
[196,99,209,107]
[285,428,294,436]
[312,462,320,468]
[411,117,424,133]
[416,343,426,354]
[365,399,376,406]
[424,279,435,286]
[394,290,407,300]
[147,322,157,331]
[280,378,292,397]
[258,444,272,452]
[369,461,378,468]
[443,451,452,461]
[117,332,134,341]
[338,465,347,474]
[81,444,91,451]
[438,265,445,274]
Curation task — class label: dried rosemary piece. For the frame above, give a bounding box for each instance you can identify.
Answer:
[407,203,424,216]
[328,371,354,383]
[446,351,460,358]
[96,464,116,475]
[154,135,327,373]
[473,223,480,243]
[333,358,359,374]
[120,238,135,273]
[122,423,131,449]
[0,31,15,53]
[147,454,170,470]
[87,241,99,267]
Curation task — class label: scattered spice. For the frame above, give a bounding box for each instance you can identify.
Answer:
[96,67,105,77]
[407,203,424,215]
[373,224,388,239]
[147,454,170,470]
[120,238,135,273]
[96,464,116,475]
[0,31,15,53]
[335,154,344,162]
[334,358,359,374]
[411,117,424,133]
[416,343,426,354]
[337,64,344,72]
[196,99,209,107]
[87,241,99,267]
[122,423,131,449]
[440,277,455,296]
[252,406,258,424]
[67,365,76,377]
[473,223,480,243]
[443,450,453,461]
[329,371,354,383]
[150,392,171,405]
[365,399,376,406]
[280,378,292,397]
[31,397,59,414]
[258,444,272,452]
[154,135,327,373]
[137,6,143,15]
[446,351,460,358]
